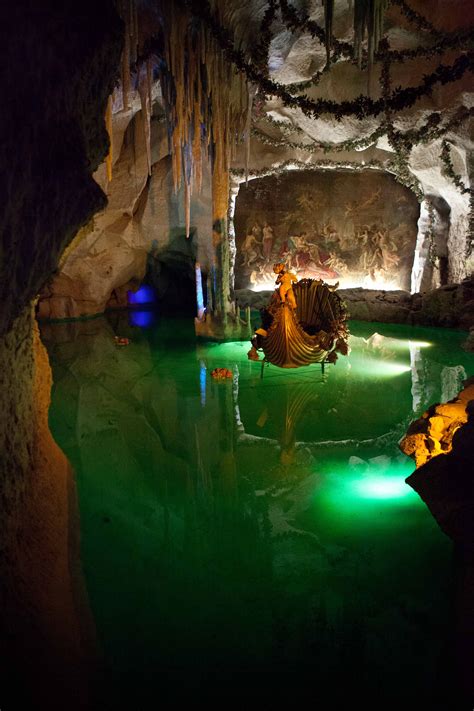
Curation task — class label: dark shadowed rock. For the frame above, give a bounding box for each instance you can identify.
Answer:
[403,378,474,546]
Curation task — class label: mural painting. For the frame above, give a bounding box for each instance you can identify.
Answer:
[233,170,419,291]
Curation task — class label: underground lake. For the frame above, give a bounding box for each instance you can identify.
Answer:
[38,314,474,707]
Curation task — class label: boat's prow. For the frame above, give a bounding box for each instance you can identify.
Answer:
[262,303,331,368]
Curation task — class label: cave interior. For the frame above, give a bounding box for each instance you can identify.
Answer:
[1,1,474,709]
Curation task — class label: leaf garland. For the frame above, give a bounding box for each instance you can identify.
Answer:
[180,0,473,121]
[230,157,423,199]
[253,0,278,74]
[279,0,354,61]
[252,106,473,158]
[278,0,473,84]
[390,0,440,36]
[439,142,473,260]
[440,140,472,195]
[231,157,386,180]
[425,199,438,267]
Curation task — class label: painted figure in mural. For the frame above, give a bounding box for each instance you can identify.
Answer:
[241,231,262,267]
[378,228,400,270]
[320,222,339,248]
[292,234,312,271]
[251,222,263,240]
[249,263,268,287]
[273,262,297,309]
[324,251,348,274]
[262,222,274,260]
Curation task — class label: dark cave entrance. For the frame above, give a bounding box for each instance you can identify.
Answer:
[142,231,199,316]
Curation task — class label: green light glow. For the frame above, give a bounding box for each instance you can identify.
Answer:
[315,456,419,521]
[351,475,412,500]
[408,340,432,348]
[347,356,412,377]
[364,335,433,350]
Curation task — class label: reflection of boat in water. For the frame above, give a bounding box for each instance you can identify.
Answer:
[258,279,349,369]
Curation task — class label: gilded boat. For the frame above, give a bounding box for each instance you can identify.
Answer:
[260,279,349,369]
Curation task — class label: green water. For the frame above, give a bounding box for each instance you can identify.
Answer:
[42,314,474,706]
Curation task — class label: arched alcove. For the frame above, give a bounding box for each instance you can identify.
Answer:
[232,169,420,292]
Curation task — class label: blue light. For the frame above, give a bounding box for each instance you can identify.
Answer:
[127,286,156,305]
[129,310,156,328]
[195,264,205,319]
[200,361,207,407]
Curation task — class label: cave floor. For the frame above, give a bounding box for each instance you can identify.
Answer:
[41,314,474,707]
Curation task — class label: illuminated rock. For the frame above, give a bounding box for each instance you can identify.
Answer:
[400,380,474,467]
[404,396,474,546]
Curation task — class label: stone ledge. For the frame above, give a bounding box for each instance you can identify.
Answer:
[235,276,474,329]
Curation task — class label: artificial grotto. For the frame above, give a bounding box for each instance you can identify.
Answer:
[0,1,473,709]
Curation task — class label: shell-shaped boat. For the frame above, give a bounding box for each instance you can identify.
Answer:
[261,279,349,369]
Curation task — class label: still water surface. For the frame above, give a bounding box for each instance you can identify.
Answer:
[42,314,474,706]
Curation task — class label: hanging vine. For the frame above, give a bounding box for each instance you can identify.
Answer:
[425,199,438,267]
[440,141,474,253]
[389,0,440,35]
[440,140,472,195]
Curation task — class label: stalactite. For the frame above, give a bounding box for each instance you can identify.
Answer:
[323,0,334,69]
[184,177,191,238]
[353,0,388,68]
[138,64,152,177]
[206,273,214,313]
[129,0,137,64]
[157,1,249,274]
[146,58,153,113]
[120,0,131,110]
[105,94,113,183]
[244,87,253,187]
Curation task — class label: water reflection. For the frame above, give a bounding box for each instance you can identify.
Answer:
[40,314,474,706]
[128,308,157,328]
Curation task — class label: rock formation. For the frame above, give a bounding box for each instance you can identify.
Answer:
[400,377,474,467]
[34,0,473,329]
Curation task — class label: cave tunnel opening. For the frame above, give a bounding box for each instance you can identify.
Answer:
[141,232,200,316]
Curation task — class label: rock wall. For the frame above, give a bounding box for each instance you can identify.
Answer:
[38,109,214,319]
[400,378,474,468]
[0,2,123,706]
[0,0,122,337]
[401,376,474,704]
[0,310,97,709]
